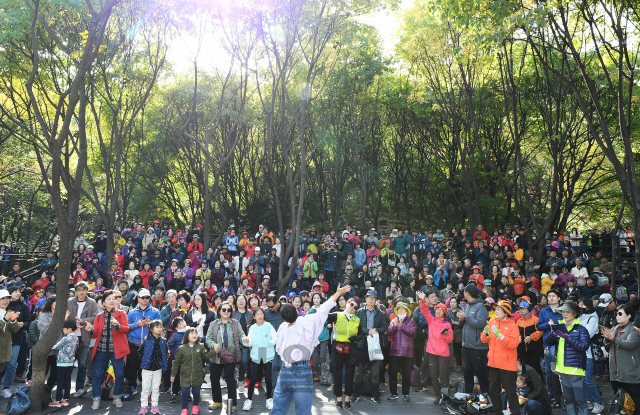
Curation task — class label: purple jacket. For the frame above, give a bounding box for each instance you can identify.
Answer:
[387,316,416,358]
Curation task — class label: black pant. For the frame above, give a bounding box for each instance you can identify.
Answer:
[248,361,273,399]
[452,342,463,368]
[614,382,640,415]
[46,355,58,389]
[462,346,489,394]
[489,367,519,415]
[167,359,180,395]
[125,342,141,387]
[332,351,355,398]
[414,339,425,367]
[210,363,237,405]
[389,356,412,396]
[56,366,73,401]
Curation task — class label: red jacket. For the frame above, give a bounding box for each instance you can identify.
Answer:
[32,277,50,291]
[139,269,153,288]
[420,301,454,357]
[188,242,203,259]
[89,308,130,360]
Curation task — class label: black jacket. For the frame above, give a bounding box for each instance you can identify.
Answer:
[7,300,31,345]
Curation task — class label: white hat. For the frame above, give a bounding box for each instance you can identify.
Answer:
[138,289,151,297]
[598,293,614,308]
[255,247,261,252]
[0,290,9,298]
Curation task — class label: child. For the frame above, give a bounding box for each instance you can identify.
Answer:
[168,317,187,402]
[171,328,207,415]
[137,320,167,415]
[49,320,79,407]
[241,307,276,411]
[516,374,530,405]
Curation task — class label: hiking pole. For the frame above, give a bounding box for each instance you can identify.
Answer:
[227,398,233,415]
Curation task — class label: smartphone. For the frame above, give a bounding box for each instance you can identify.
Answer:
[441,328,449,335]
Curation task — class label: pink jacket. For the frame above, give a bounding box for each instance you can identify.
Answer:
[420,300,454,357]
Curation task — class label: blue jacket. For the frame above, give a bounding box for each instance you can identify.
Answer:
[544,319,590,373]
[171,252,185,265]
[407,235,423,254]
[40,258,58,272]
[139,334,168,372]
[536,305,564,344]
[354,249,366,268]
[168,329,185,359]
[127,305,161,346]
[226,235,238,250]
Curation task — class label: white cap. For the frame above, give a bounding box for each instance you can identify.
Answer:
[255,247,261,252]
[598,293,613,308]
[0,290,10,298]
[138,289,151,297]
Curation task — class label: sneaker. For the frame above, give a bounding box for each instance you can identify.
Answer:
[593,403,605,414]
[221,379,227,388]
[49,401,62,408]
[243,380,250,388]
[160,387,170,394]
[232,405,237,412]
[170,394,178,403]
[266,398,273,410]
[151,406,161,414]
[314,375,321,382]
[2,389,11,399]
[403,395,411,401]
[336,401,343,409]
[180,409,188,415]
[61,399,69,407]
[371,396,381,404]
[113,398,123,408]
[388,394,399,400]
[434,394,444,405]
[328,383,334,391]
[243,399,252,411]
[351,396,360,403]
[255,382,262,388]
[191,405,199,414]
[415,386,428,392]
[25,381,31,387]
[74,387,87,398]
[92,400,100,410]
[238,383,245,393]
[588,401,594,410]
[344,401,351,410]
[131,386,138,396]
[209,402,222,410]
[139,407,149,415]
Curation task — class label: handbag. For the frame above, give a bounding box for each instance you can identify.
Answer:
[219,346,235,363]
[335,342,350,354]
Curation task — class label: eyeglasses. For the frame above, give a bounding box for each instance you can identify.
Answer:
[220,308,232,313]
[114,296,122,299]
[139,296,150,300]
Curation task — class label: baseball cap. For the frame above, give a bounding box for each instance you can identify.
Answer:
[598,293,614,308]
[138,289,151,297]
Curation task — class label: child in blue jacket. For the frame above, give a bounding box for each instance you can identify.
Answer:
[136,320,167,415]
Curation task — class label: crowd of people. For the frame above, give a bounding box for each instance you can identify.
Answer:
[0,222,639,415]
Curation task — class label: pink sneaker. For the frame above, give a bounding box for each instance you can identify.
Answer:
[180,409,188,415]
[151,406,161,414]
[139,407,148,415]
[191,405,199,415]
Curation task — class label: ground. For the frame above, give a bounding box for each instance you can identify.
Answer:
[19,367,613,415]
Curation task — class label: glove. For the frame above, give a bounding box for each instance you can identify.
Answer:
[555,330,568,340]
[492,325,504,340]
[483,325,490,337]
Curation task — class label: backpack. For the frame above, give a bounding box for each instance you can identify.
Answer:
[616,285,628,302]
[6,386,30,415]
[101,364,116,401]
[598,275,609,287]
[360,365,372,396]
[608,389,635,415]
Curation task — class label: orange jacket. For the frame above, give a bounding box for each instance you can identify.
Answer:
[481,317,519,371]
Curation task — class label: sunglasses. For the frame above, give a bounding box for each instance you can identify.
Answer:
[114,296,122,299]
[617,312,627,317]
[220,308,232,313]
[139,296,150,300]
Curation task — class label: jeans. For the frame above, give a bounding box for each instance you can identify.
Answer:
[272,353,282,390]
[543,353,555,398]
[559,373,588,415]
[311,340,329,377]
[584,358,602,404]
[181,386,200,410]
[75,343,91,390]
[525,399,550,415]
[271,361,313,415]
[462,346,490,394]
[56,366,73,401]
[16,340,28,375]
[239,347,251,382]
[92,351,125,401]
[2,344,20,388]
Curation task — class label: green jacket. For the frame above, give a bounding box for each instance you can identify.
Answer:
[171,343,207,387]
[355,305,389,349]
[205,319,242,364]
[0,318,20,363]
[607,323,640,383]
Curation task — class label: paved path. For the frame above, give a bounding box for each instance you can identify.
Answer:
[22,368,614,415]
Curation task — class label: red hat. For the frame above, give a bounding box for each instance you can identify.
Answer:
[434,303,448,314]
[196,223,203,228]
[472,265,480,270]
[242,231,248,235]
[153,220,160,223]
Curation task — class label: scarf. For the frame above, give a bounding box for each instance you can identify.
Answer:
[344,311,355,320]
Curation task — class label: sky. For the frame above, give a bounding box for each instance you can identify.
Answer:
[166,0,415,75]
